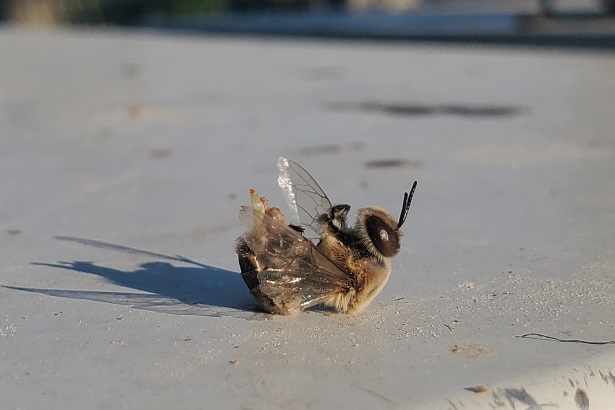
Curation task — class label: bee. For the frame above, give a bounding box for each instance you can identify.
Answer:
[235,157,417,315]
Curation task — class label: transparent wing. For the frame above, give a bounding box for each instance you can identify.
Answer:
[240,206,351,311]
[277,157,332,234]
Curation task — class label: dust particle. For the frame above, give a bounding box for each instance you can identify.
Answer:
[465,385,488,393]
[364,159,422,169]
[127,105,143,118]
[121,63,140,79]
[149,147,172,159]
[296,142,364,156]
[574,388,589,410]
[451,344,491,358]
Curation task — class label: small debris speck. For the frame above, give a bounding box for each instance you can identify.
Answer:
[458,281,475,289]
[149,147,172,159]
[465,385,488,393]
[127,105,143,117]
[451,344,491,358]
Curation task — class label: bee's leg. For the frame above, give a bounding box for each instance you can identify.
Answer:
[235,238,260,290]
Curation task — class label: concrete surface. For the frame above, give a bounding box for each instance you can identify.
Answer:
[1,28,614,409]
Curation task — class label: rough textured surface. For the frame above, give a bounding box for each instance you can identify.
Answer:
[1,28,614,409]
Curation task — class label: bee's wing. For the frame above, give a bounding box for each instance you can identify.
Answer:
[277,157,332,235]
[240,206,351,311]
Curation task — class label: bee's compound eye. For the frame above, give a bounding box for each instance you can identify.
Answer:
[365,215,400,257]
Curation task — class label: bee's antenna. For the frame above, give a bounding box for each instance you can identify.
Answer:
[396,181,417,230]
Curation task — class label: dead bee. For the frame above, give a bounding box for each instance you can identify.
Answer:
[235,157,417,315]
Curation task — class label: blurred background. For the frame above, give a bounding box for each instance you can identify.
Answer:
[1,0,614,48]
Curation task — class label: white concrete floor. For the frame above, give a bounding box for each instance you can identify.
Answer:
[1,28,614,409]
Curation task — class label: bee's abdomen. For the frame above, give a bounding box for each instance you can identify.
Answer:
[235,237,299,315]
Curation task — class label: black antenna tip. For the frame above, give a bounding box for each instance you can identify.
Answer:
[397,181,417,230]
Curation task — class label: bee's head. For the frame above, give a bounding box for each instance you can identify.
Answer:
[321,204,350,234]
[356,182,417,260]
[356,206,401,259]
